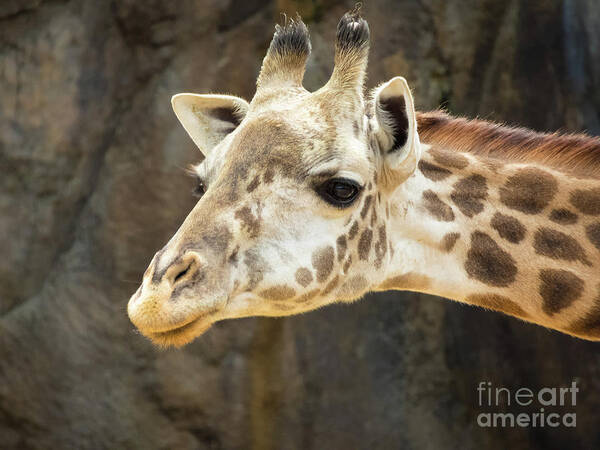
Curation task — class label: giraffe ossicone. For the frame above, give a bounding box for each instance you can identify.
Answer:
[127,10,600,347]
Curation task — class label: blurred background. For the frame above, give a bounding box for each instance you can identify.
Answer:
[1,0,599,449]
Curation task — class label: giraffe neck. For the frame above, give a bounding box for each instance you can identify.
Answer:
[377,144,600,340]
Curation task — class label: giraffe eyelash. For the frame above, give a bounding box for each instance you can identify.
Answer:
[185,165,207,198]
[185,164,200,178]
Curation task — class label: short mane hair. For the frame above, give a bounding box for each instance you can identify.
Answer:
[416,111,600,179]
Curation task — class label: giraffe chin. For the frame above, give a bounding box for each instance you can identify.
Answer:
[145,317,213,348]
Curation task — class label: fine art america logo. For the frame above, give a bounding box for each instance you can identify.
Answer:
[476,381,578,428]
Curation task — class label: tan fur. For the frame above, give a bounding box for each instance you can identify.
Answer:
[413,145,600,339]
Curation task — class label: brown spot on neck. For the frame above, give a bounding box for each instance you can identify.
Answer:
[464,231,517,287]
[539,269,584,316]
[570,188,600,215]
[378,272,432,292]
[549,208,578,225]
[586,223,600,251]
[429,146,469,169]
[499,168,558,214]
[569,285,600,340]
[450,174,488,218]
[533,227,591,266]
[480,156,506,173]
[441,232,460,252]
[418,160,452,181]
[491,212,526,244]
[422,190,455,222]
[465,293,528,319]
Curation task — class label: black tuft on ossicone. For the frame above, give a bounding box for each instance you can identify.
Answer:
[336,4,370,51]
[269,15,311,57]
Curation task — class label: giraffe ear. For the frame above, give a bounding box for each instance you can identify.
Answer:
[372,77,421,183]
[171,94,249,156]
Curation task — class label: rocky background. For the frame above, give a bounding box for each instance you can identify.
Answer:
[1,0,599,449]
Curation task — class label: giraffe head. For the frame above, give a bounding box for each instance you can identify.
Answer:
[127,10,422,347]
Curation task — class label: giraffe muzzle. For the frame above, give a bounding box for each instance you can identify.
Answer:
[127,250,224,347]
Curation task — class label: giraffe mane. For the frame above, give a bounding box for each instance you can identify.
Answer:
[416,110,600,179]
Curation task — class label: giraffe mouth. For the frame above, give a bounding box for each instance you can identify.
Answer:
[145,315,213,347]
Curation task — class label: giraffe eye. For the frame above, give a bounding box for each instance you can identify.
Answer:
[192,178,206,198]
[318,178,362,207]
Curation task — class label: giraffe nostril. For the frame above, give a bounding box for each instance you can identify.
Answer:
[174,263,192,284]
[164,252,203,286]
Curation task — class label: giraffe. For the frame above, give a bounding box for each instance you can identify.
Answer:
[127,9,600,348]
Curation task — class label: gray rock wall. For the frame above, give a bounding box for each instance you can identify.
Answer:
[1,1,599,449]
